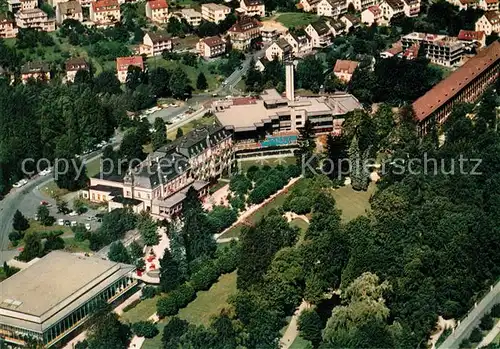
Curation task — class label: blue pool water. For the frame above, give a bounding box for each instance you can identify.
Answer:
[260,135,298,148]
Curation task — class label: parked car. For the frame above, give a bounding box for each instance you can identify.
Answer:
[71,221,77,227]
[40,200,51,207]
[85,223,91,231]
[12,179,28,188]
[57,218,64,226]
[69,211,78,216]
[64,220,71,226]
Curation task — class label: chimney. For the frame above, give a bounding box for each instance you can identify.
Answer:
[285,61,294,101]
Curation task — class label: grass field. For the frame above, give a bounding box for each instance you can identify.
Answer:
[290,336,312,349]
[237,156,296,172]
[332,183,375,222]
[63,237,91,253]
[25,220,73,237]
[142,272,237,349]
[39,180,69,199]
[275,12,319,28]
[85,156,102,178]
[121,295,160,324]
[219,224,244,240]
[167,115,217,140]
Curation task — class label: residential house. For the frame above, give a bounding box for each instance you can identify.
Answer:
[227,16,261,50]
[475,11,500,35]
[457,29,486,49]
[328,18,347,36]
[305,21,332,48]
[201,3,230,23]
[299,0,321,11]
[284,32,312,56]
[175,8,202,27]
[380,41,403,58]
[402,0,420,17]
[65,57,89,83]
[401,32,466,67]
[15,8,56,31]
[48,0,69,7]
[479,0,499,11]
[0,14,17,38]
[317,0,347,17]
[446,0,478,10]
[145,0,168,23]
[350,0,377,11]
[333,59,358,82]
[143,31,172,56]
[56,0,83,24]
[340,13,361,31]
[379,0,404,22]
[361,5,383,25]
[238,0,265,17]
[21,61,50,83]
[90,0,120,26]
[260,27,280,42]
[116,56,144,83]
[8,0,37,12]
[196,36,226,58]
[255,57,266,71]
[265,38,293,61]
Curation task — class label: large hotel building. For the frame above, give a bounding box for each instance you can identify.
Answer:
[413,40,500,134]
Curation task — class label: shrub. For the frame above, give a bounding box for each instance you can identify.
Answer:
[460,339,471,348]
[469,327,483,343]
[190,263,219,291]
[8,231,21,242]
[298,309,323,347]
[170,283,195,308]
[287,196,314,214]
[141,286,157,300]
[132,321,159,338]
[214,243,239,274]
[491,303,500,318]
[480,314,494,331]
[122,299,141,312]
[157,296,179,318]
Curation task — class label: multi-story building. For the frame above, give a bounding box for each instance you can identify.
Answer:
[65,57,89,83]
[413,41,500,135]
[299,0,321,11]
[8,0,36,12]
[476,11,500,35]
[361,5,383,25]
[265,38,293,61]
[328,18,347,36]
[340,14,361,31]
[21,61,50,83]
[479,0,499,11]
[401,32,466,67]
[15,8,56,32]
[0,14,18,38]
[201,3,230,23]
[196,36,226,58]
[402,0,420,16]
[349,0,377,11]
[0,251,136,348]
[457,29,486,49]
[116,56,144,83]
[446,0,478,10]
[333,59,359,82]
[56,0,83,24]
[284,32,312,56]
[238,0,265,17]
[317,0,347,17]
[78,0,92,7]
[379,0,404,22]
[142,31,172,56]
[227,16,261,51]
[175,8,202,27]
[305,21,332,48]
[90,0,120,26]
[145,0,168,23]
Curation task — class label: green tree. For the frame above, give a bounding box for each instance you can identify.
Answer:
[298,309,322,347]
[119,128,146,165]
[56,200,71,214]
[149,67,171,98]
[108,241,132,263]
[126,65,146,91]
[196,72,208,90]
[18,232,42,262]
[296,119,316,177]
[131,321,158,338]
[162,317,189,348]
[87,313,131,349]
[138,214,159,246]
[12,210,29,232]
[37,205,54,226]
[151,117,167,151]
[159,248,183,292]
[43,233,65,254]
[129,240,143,260]
[94,71,121,94]
[296,56,324,93]
[170,68,192,99]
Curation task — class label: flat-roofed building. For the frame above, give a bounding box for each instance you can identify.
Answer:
[8,0,36,12]
[175,8,202,27]
[15,8,56,31]
[0,251,137,348]
[413,41,500,134]
[65,57,89,83]
[116,56,144,83]
[21,61,50,83]
[401,32,466,67]
[145,0,169,23]
[143,31,172,56]
[196,35,226,58]
[201,2,230,23]
[56,0,83,24]
[0,14,17,38]
[90,0,120,26]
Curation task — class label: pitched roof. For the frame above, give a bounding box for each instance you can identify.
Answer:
[116,56,144,71]
[384,0,404,10]
[459,0,477,4]
[65,57,88,71]
[486,0,498,4]
[58,0,82,13]
[202,35,224,47]
[146,31,171,43]
[342,13,360,25]
[21,61,49,74]
[329,18,346,31]
[228,16,261,33]
[367,5,381,15]
[484,11,500,25]
[310,20,330,35]
[412,41,500,122]
[276,37,292,51]
[242,0,264,6]
[457,29,485,41]
[147,0,168,9]
[333,59,359,74]
[92,0,119,11]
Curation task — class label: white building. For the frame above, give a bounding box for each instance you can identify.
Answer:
[305,21,332,48]
[56,0,83,24]
[317,0,347,17]
[379,0,404,22]
[476,11,500,35]
[284,32,312,56]
[238,0,265,17]
[201,3,231,23]
[361,5,383,25]
[265,38,293,61]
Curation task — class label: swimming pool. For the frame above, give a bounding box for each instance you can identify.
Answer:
[260,135,298,148]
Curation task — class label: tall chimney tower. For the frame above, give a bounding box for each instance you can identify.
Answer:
[285,61,294,101]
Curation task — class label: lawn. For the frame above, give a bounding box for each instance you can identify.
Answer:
[290,336,313,349]
[120,295,160,324]
[237,156,296,172]
[290,217,309,243]
[25,220,73,237]
[85,156,102,178]
[167,115,217,140]
[40,180,69,199]
[276,12,319,28]
[218,224,244,240]
[142,272,237,349]
[332,183,375,222]
[63,237,91,253]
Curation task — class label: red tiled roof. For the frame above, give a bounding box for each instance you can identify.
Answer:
[412,41,500,122]
[486,0,498,4]
[403,43,419,59]
[333,60,359,74]
[202,36,224,47]
[92,0,119,12]
[368,5,381,15]
[484,11,500,25]
[458,29,485,41]
[116,56,144,71]
[148,0,168,9]
[459,0,477,4]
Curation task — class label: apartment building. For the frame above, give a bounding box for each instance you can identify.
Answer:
[317,0,347,17]
[238,0,265,17]
[90,0,120,26]
[413,41,500,135]
[379,0,404,22]
[340,14,361,31]
[476,11,500,35]
[116,56,144,83]
[457,29,486,48]
[143,31,172,56]
[8,0,36,12]
[175,8,202,27]
[0,14,17,38]
[201,3,230,23]
[361,5,383,25]
[56,0,83,24]
[265,38,293,61]
[350,0,377,11]
[284,32,312,56]
[15,8,56,32]
[21,61,50,83]
[227,16,261,51]
[305,21,332,48]
[145,0,168,23]
[479,0,499,11]
[65,57,89,83]
[402,0,420,16]
[196,36,226,58]
[299,0,321,11]
[328,18,347,36]
[333,59,359,82]
[402,32,466,67]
